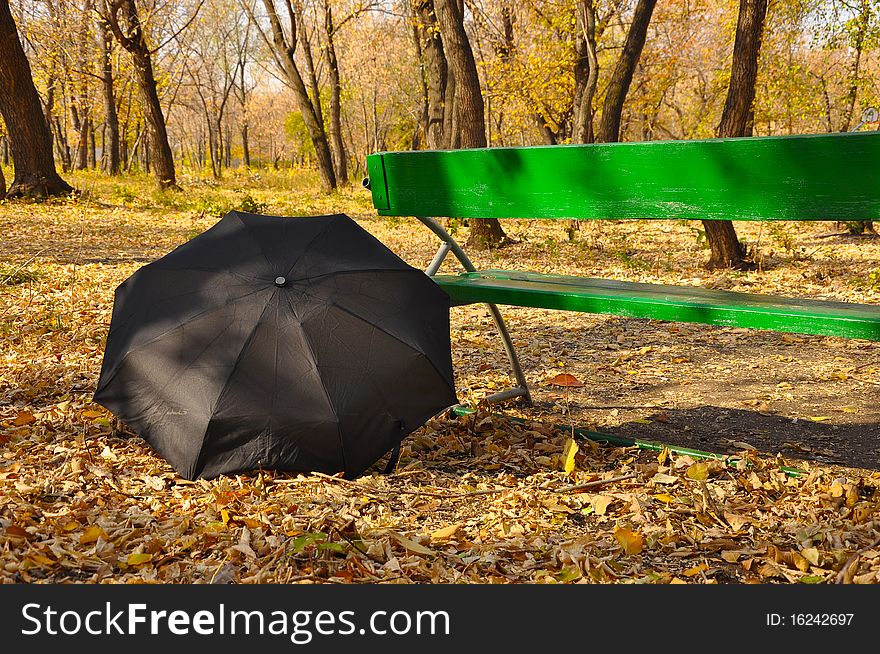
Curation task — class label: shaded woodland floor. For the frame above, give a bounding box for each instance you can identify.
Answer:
[1,168,879,584]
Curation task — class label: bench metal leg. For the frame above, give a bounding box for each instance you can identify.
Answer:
[417,216,532,405]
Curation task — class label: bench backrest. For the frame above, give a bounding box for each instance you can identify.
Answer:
[366,132,880,222]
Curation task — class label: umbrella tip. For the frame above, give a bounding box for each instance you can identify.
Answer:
[274,276,287,287]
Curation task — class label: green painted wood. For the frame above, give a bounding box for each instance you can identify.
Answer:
[367,132,880,221]
[434,270,880,340]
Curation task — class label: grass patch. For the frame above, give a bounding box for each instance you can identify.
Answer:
[0,262,43,285]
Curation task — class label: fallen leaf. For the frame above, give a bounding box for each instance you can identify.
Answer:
[809,416,831,422]
[4,525,31,539]
[590,495,614,515]
[79,525,106,545]
[790,551,810,572]
[686,462,709,481]
[653,493,675,504]
[547,373,584,388]
[801,548,821,567]
[562,438,579,475]
[430,524,461,541]
[82,409,104,419]
[391,533,435,556]
[721,551,742,563]
[614,527,644,555]
[127,553,153,566]
[724,512,750,531]
[683,563,708,577]
[28,554,56,566]
[13,411,35,426]
[555,567,582,583]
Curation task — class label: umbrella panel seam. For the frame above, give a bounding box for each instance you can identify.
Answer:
[283,292,348,475]
[95,286,273,396]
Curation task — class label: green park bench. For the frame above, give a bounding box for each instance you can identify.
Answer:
[364,131,880,405]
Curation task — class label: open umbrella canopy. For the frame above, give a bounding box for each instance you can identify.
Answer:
[94,211,457,480]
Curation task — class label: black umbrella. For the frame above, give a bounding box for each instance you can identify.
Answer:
[94,211,457,480]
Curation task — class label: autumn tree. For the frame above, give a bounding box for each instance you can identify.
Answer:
[98,12,121,174]
[0,0,73,197]
[101,0,178,189]
[595,0,657,142]
[573,0,599,144]
[412,0,450,149]
[433,0,506,248]
[703,0,768,269]
[245,0,337,190]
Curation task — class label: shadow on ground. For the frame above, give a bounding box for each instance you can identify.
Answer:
[527,403,880,471]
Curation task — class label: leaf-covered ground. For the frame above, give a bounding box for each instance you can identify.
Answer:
[1,169,879,584]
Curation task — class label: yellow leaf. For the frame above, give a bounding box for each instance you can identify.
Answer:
[683,563,708,577]
[127,553,153,566]
[221,509,230,524]
[430,524,460,541]
[61,521,80,532]
[669,577,687,584]
[657,448,669,465]
[723,512,750,531]
[790,551,810,572]
[841,407,859,414]
[590,494,614,515]
[686,462,709,481]
[653,493,675,504]
[800,548,821,567]
[28,554,56,566]
[614,527,644,555]
[721,551,742,563]
[391,533,434,555]
[82,410,104,419]
[809,416,831,422]
[632,418,652,425]
[562,438,578,475]
[79,525,106,545]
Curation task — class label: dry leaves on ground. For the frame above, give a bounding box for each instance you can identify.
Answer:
[2,172,880,583]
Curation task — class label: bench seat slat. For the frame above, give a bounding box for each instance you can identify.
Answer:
[435,270,880,341]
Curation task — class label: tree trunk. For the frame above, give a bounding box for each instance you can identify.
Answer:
[573,0,598,144]
[104,0,177,190]
[0,0,73,198]
[838,0,869,132]
[413,0,449,150]
[88,121,97,169]
[52,115,72,173]
[250,0,336,191]
[595,0,657,143]
[434,0,506,249]
[241,123,251,168]
[0,160,6,200]
[323,1,348,185]
[99,15,121,175]
[74,112,90,171]
[703,0,767,270]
